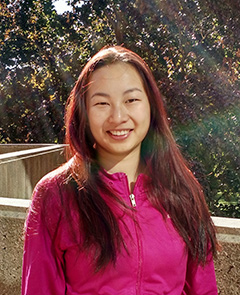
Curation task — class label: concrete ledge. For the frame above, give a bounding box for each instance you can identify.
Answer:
[0,144,66,199]
[212,216,240,244]
[212,216,240,232]
[0,199,239,295]
[0,144,65,161]
[0,143,61,154]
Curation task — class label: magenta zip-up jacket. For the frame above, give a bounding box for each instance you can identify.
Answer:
[22,166,218,295]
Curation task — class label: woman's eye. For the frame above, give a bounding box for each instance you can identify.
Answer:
[126,98,139,103]
[94,102,109,106]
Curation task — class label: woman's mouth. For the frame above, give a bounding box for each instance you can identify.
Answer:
[108,129,132,139]
[109,130,130,136]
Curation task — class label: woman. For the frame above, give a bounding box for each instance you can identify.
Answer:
[22,46,218,294]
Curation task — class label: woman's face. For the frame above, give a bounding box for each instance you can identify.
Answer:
[86,62,151,161]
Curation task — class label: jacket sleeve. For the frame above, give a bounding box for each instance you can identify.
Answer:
[21,178,66,295]
[183,252,218,295]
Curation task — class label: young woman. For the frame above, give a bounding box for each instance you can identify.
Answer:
[22,46,218,295]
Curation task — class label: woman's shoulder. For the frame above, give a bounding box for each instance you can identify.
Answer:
[30,161,75,211]
[23,162,74,239]
[35,161,72,192]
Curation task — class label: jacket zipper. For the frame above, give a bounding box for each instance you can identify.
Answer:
[129,193,136,207]
[125,176,142,295]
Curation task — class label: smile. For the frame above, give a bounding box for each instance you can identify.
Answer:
[108,130,131,136]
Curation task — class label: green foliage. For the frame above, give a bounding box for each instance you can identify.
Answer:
[0,0,239,217]
[0,0,90,142]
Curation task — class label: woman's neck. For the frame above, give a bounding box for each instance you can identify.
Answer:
[97,150,144,191]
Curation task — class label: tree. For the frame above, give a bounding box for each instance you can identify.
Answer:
[0,0,90,142]
[0,0,239,216]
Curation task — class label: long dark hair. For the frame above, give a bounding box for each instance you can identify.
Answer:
[64,46,218,271]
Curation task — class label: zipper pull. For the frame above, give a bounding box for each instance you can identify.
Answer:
[129,194,136,207]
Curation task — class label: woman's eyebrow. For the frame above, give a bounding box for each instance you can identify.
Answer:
[90,92,110,99]
[90,88,143,99]
[123,88,143,95]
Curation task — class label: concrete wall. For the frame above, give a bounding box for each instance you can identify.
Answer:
[0,145,66,199]
[212,217,240,294]
[0,198,239,295]
[0,198,30,295]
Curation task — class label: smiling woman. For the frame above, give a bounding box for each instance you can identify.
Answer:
[86,62,151,178]
[22,46,219,295]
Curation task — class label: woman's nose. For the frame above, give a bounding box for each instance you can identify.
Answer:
[108,105,128,124]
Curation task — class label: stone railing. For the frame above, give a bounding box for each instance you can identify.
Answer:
[0,198,239,295]
[0,144,66,199]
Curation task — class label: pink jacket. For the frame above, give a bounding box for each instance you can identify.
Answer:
[22,166,218,295]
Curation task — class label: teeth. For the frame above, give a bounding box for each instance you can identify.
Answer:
[110,130,129,136]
